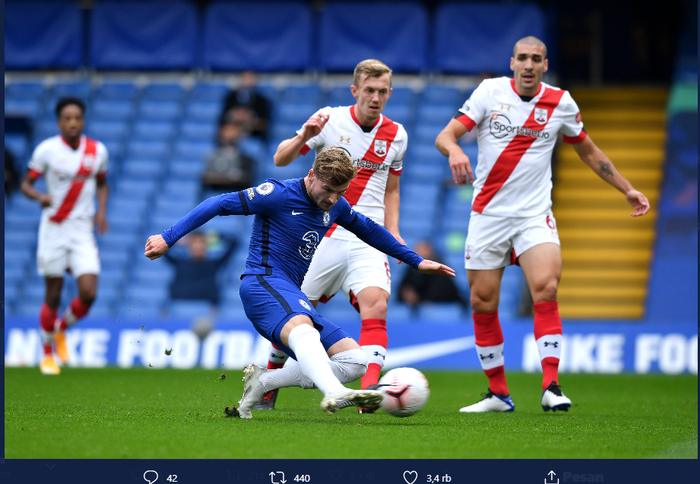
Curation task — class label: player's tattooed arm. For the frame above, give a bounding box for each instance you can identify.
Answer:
[597,160,614,179]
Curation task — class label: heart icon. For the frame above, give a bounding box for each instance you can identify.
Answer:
[329,470,342,481]
[403,470,418,484]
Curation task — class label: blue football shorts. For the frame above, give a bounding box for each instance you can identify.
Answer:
[239,274,351,360]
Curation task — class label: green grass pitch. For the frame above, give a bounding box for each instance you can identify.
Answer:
[4,368,697,459]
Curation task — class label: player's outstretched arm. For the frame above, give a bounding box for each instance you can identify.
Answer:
[145,235,170,260]
[572,136,650,217]
[417,260,456,277]
[20,172,52,207]
[273,113,330,167]
[435,119,474,185]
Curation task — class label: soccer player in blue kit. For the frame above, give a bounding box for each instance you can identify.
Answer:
[145,148,455,418]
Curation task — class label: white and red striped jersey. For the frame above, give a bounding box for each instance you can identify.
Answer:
[28,135,108,223]
[457,77,586,217]
[299,105,408,240]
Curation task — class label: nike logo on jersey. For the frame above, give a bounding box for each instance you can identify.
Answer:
[292,210,303,215]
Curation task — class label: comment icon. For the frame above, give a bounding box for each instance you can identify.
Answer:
[144,470,159,484]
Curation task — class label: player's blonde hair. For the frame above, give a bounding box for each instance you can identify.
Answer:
[313,148,357,186]
[513,36,548,59]
[353,59,393,88]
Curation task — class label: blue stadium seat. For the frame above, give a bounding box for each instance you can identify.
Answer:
[173,140,214,160]
[324,86,355,107]
[388,86,416,106]
[154,197,197,218]
[413,124,445,146]
[86,298,116,318]
[203,1,312,72]
[126,140,169,160]
[5,1,82,69]
[168,159,205,180]
[52,80,92,99]
[5,230,38,249]
[108,195,149,218]
[277,103,319,125]
[132,121,175,142]
[167,300,215,320]
[142,83,186,102]
[87,120,128,142]
[97,232,140,253]
[382,104,412,127]
[138,101,182,122]
[162,179,201,202]
[113,178,158,199]
[218,300,247,321]
[124,282,169,306]
[95,82,139,101]
[185,102,221,123]
[271,123,302,143]
[5,211,39,233]
[416,303,465,322]
[5,133,30,161]
[179,121,217,142]
[417,104,457,125]
[190,82,229,103]
[5,99,42,119]
[319,2,428,73]
[92,99,134,121]
[5,81,46,100]
[281,84,322,105]
[420,86,464,107]
[91,1,198,70]
[119,158,164,180]
[385,299,414,323]
[400,198,438,221]
[433,3,545,74]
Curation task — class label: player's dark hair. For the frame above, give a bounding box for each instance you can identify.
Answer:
[513,36,548,59]
[313,148,357,186]
[55,97,86,118]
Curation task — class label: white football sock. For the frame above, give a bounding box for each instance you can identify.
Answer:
[284,324,345,395]
[260,342,368,392]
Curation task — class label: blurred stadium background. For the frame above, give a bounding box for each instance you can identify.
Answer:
[4,0,697,374]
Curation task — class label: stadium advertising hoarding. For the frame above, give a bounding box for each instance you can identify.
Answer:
[4,317,697,375]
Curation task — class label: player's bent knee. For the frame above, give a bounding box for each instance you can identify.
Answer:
[330,348,368,383]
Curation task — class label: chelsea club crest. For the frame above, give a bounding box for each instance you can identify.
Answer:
[323,211,331,226]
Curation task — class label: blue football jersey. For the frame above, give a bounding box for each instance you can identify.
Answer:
[161,178,423,288]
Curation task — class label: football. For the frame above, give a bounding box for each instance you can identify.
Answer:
[378,367,430,417]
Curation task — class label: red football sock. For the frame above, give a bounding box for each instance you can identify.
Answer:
[359,318,387,389]
[58,296,90,331]
[534,300,562,390]
[473,311,509,396]
[40,303,57,355]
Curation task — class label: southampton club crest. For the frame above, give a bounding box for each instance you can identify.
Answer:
[534,108,548,125]
[373,139,387,157]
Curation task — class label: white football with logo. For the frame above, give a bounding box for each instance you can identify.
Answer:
[377,367,430,417]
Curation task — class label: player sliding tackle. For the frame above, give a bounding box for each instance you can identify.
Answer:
[144,148,455,418]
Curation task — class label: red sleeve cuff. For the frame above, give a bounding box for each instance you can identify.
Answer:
[456,113,476,131]
[28,169,42,179]
[389,168,402,176]
[563,130,587,144]
[96,172,108,181]
[299,144,311,156]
